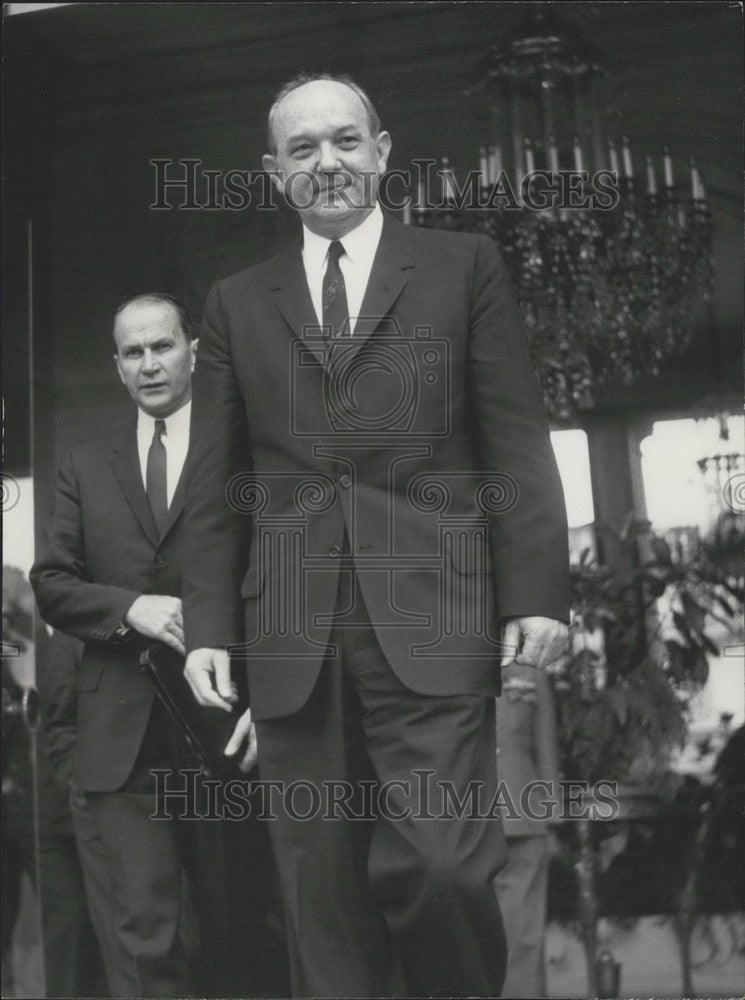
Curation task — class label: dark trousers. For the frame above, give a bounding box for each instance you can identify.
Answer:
[39,827,108,998]
[256,571,507,998]
[85,701,290,999]
[84,706,194,999]
[69,785,130,997]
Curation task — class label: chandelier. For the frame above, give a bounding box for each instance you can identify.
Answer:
[404,12,713,421]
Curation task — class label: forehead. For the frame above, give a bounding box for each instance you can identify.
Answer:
[272,80,371,142]
[114,301,182,347]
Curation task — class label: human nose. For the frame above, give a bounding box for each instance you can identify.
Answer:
[141,349,161,374]
[317,140,342,173]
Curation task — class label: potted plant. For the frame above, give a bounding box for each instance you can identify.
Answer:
[547,512,743,997]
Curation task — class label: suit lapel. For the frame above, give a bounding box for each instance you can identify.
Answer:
[111,423,160,548]
[339,217,414,361]
[267,217,415,365]
[267,241,328,366]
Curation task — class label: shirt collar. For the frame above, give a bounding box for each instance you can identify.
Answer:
[302,203,384,273]
[137,398,192,438]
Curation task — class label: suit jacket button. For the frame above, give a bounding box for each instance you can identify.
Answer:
[339,474,352,489]
[154,554,164,566]
[328,544,341,558]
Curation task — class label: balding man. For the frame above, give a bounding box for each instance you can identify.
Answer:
[31,294,260,997]
[183,74,570,998]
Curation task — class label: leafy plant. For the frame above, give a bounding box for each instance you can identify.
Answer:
[551,513,744,785]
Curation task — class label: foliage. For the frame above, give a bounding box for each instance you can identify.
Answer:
[551,514,744,785]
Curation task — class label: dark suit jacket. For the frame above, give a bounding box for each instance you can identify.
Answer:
[184,216,570,720]
[31,423,188,792]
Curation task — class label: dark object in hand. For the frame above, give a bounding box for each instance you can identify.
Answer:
[140,644,247,778]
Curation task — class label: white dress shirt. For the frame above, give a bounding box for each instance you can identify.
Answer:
[136,399,191,507]
[301,203,384,334]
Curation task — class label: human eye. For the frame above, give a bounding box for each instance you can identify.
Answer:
[290,141,314,158]
[338,133,361,148]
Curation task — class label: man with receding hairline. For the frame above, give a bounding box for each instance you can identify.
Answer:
[184,73,570,998]
[32,294,264,997]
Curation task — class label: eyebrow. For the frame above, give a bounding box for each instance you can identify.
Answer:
[121,336,173,353]
[286,124,363,145]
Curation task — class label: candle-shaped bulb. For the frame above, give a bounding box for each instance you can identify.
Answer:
[573,136,585,173]
[646,155,657,195]
[548,136,559,175]
[479,146,488,185]
[524,138,535,175]
[663,146,673,187]
[608,139,620,177]
[621,136,633,179]
[416,177,425,213]
[441,157,455,203]
[689,158,702,200]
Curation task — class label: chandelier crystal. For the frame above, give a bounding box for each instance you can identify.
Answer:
[406,12,714,421]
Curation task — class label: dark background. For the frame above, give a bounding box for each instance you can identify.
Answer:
[3,2,743,538]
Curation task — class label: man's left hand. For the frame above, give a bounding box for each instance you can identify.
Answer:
[223,706,257,774]
[500,616,568,669]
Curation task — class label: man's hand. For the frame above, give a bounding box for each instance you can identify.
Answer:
[223,706,257,774]
[125,595,185,655]
[500,616,568,670]
[183,647,236,711]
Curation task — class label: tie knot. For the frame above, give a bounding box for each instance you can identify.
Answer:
[328,240,345,263]
[154,419,166,438]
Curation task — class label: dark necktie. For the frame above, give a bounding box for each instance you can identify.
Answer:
[146,418,168,534]
[322,240,349,341]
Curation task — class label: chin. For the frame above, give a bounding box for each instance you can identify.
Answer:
[140,399,169,415]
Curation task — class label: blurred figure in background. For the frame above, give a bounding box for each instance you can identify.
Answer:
[39,629,120,996]
[494,661,561,999]
[3,567,108,998]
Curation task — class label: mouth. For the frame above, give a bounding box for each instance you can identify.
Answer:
[140,382,167,392]
[317,183,360,209]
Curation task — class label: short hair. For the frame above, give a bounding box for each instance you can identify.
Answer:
[113,293,195,343]
[267,73,381,154]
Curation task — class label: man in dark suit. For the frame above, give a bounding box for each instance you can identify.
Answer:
[183,73,570,998]
[31,294,214,998]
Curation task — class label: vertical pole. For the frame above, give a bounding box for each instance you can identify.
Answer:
[27,217,48,999]
[575,818,598,999]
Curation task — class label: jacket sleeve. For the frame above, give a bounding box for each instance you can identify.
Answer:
[30,451,141,643]
[38,632,83,790]
[182,280,251,652]
[468,235,570,623]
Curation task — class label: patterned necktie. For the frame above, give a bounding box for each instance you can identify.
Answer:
[322,240,349,341]
[146,418,168,534]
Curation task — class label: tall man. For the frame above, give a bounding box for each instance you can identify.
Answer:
[183,73,570,998]
[31,294,222,997]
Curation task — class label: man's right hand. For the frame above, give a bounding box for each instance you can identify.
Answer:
[183,648,236,711]
[125,595,185,655]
